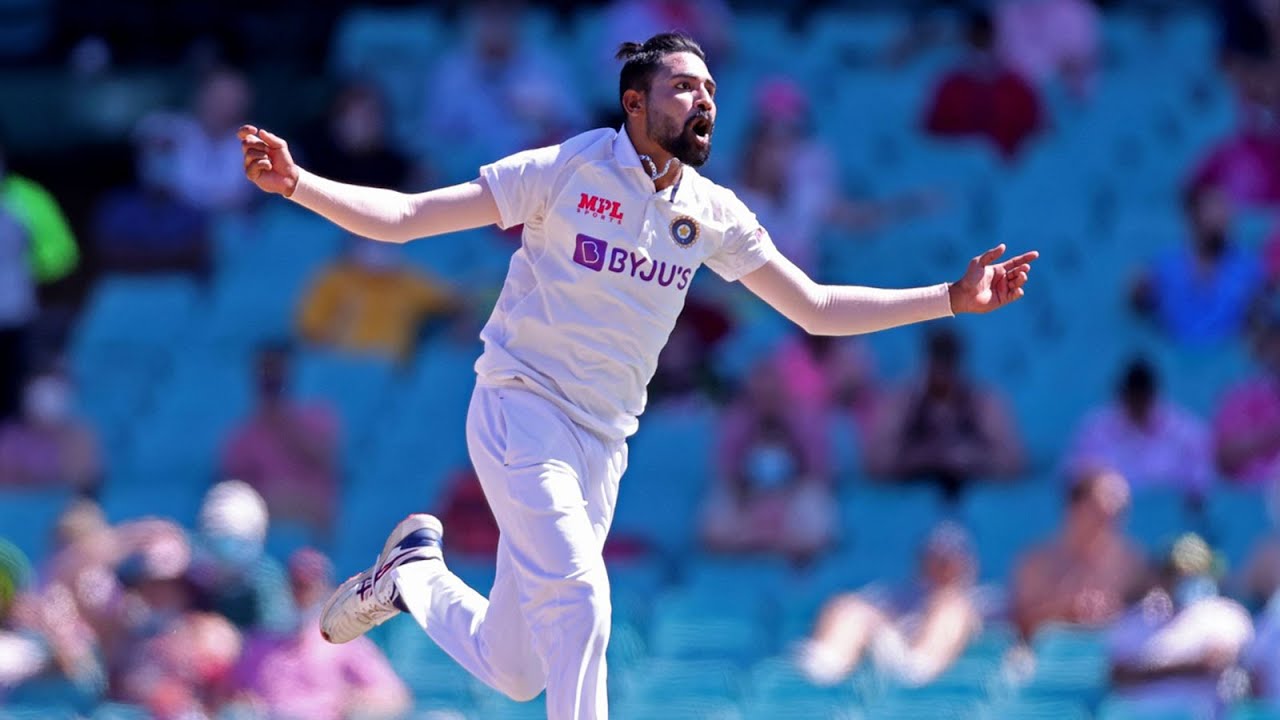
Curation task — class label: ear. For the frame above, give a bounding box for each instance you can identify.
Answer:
[622,88,645,118]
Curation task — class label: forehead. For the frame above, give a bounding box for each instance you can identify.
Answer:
[655,52,713,82]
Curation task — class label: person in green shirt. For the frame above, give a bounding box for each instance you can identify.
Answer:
[0,142,79,420]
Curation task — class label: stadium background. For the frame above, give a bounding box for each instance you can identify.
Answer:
[1,0,1279,718]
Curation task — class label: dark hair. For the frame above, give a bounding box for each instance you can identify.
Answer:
[926,327,962,365]
[1119,357,1156,399]
[616,32,707,108]
[964,9,995,50]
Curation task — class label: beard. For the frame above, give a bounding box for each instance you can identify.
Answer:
[647,107,714,167]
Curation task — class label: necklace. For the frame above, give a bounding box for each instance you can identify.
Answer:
[638,154,678,182]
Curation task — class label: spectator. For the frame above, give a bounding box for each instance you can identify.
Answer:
[1212,302,1280,486]
[297,236,458,362]
[995,0,1099,100]
[1064,358,1215,501]
[0,370,101,494]
[1187,57,1280,209]
[647,292,732,408]
[1108,534,1253,717]
[424,1,587,167]
[773,331,881,441]
[109,522,241,720]
[794,522,983,687]
[90,120,211,278]
[226,548,410,720]
[923,9,1045,160]
[701,357,835,563]
[0,538,93,697]
[865,327,1023,501]
[297,81,415,190]
[438,468,501,560]
[0,141,79,421]
[222,344,341,538]
[137,67,255,213]
[1130,185,1264,346]
[187,480,292,632]
[1012,468,1149,641]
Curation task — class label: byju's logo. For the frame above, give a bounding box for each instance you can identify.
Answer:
[572,234,692,290]
[574,234,608,271]
[577,193,624,224]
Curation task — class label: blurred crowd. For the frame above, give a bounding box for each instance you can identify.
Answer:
[1,0,1280,718]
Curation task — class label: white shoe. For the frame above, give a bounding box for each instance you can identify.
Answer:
[320,513,443,644]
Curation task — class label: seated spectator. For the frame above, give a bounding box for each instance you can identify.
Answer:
[865,327,1023,501]
[735,78,945,275]
[438,468,500,559]
[923,9,1044,160]
[1131,185,1264,346]
[297,236,459,362]
[425,1,587,163]
[995,0,1099,100]
[773,331,881,441]
[136,67,255,213]
[109,522,241,720]
[0,370,101,493]
[648,292,732,408]
[222,344,341,538]
[187,480,292,632]
[226,548,410,720]
[1065,358,1214,501]
[1108,534,1253,717]
[297,81,415,190]
[90,120,210,278]
[701,358,835,564]
[1213,304,1280,486]
[1187,57,1280,209]
[0,140,79,421]
[1012,468,1150,641]
[795,522,983,687]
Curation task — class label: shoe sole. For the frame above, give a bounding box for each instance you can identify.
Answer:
[320,513,444,644]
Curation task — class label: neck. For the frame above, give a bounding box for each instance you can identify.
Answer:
[625,124,682,192]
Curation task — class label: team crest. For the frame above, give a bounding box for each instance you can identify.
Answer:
[670,216,699,248]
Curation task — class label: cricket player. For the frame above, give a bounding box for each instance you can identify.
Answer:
[238,32,1037,720]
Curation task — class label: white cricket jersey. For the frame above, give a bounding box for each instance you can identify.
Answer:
[477,127,777,440]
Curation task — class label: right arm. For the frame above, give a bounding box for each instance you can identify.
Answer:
[238,125,501,244]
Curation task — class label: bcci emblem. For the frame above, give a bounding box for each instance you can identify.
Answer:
[670,216,699,249]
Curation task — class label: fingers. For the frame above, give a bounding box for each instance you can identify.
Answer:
[1001,250,1040,269]
[236,124,260,140]
[257,127,287,150]
[974,244,1006,267]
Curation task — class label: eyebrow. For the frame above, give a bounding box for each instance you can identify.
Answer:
[671,73,716,93]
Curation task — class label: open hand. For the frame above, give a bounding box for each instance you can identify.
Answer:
[948,244,1039,315]
[237,125,299,197]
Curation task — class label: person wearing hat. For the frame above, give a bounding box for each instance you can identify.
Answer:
[1108,533,1253,717]
[795,521,983,687]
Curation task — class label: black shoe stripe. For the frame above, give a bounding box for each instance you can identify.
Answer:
[395,527,442,551]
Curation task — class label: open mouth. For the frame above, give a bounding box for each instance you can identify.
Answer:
[689,116,713,140]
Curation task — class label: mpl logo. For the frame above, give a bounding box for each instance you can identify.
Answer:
[573,235,693,290]
[577,193,624,225]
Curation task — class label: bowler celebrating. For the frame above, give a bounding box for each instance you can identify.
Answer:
[238,32,1037,720]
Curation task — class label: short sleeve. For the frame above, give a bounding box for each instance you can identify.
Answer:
[479,145,563,230]
[704,191,777,282]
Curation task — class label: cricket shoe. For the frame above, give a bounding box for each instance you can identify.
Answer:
[320,513,443,643]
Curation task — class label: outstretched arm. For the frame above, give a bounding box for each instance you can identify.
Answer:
[238,125,501,243]
[741,244,1037,335]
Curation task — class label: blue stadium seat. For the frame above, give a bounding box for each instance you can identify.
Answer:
[90,704,150,720]
[748,656,858,705]
[612,698,743,720]
[1204,486,1272,569]
[618,658,743,704]
[977,698,1090,720]
[1126,487,1195,553]
[862,694,984,720]
[961,481,1061,582]
[71,275,201,355]
[836,483,943,586]
[1096,696,1214,720]
[1230,702,1280,720]
[741,698,862,720]
[0,487,73,566]
[292,349,398,450]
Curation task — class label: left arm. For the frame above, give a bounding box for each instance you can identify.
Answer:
[741,244,1037,336]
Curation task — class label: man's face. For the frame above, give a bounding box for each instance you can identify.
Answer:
[643,52,717,167]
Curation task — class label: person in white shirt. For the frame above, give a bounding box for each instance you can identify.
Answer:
[237,32,1039,720]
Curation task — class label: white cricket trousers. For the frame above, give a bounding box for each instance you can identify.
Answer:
[393,383,627,720]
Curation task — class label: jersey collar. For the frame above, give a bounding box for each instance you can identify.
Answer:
[614,125,700,202]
